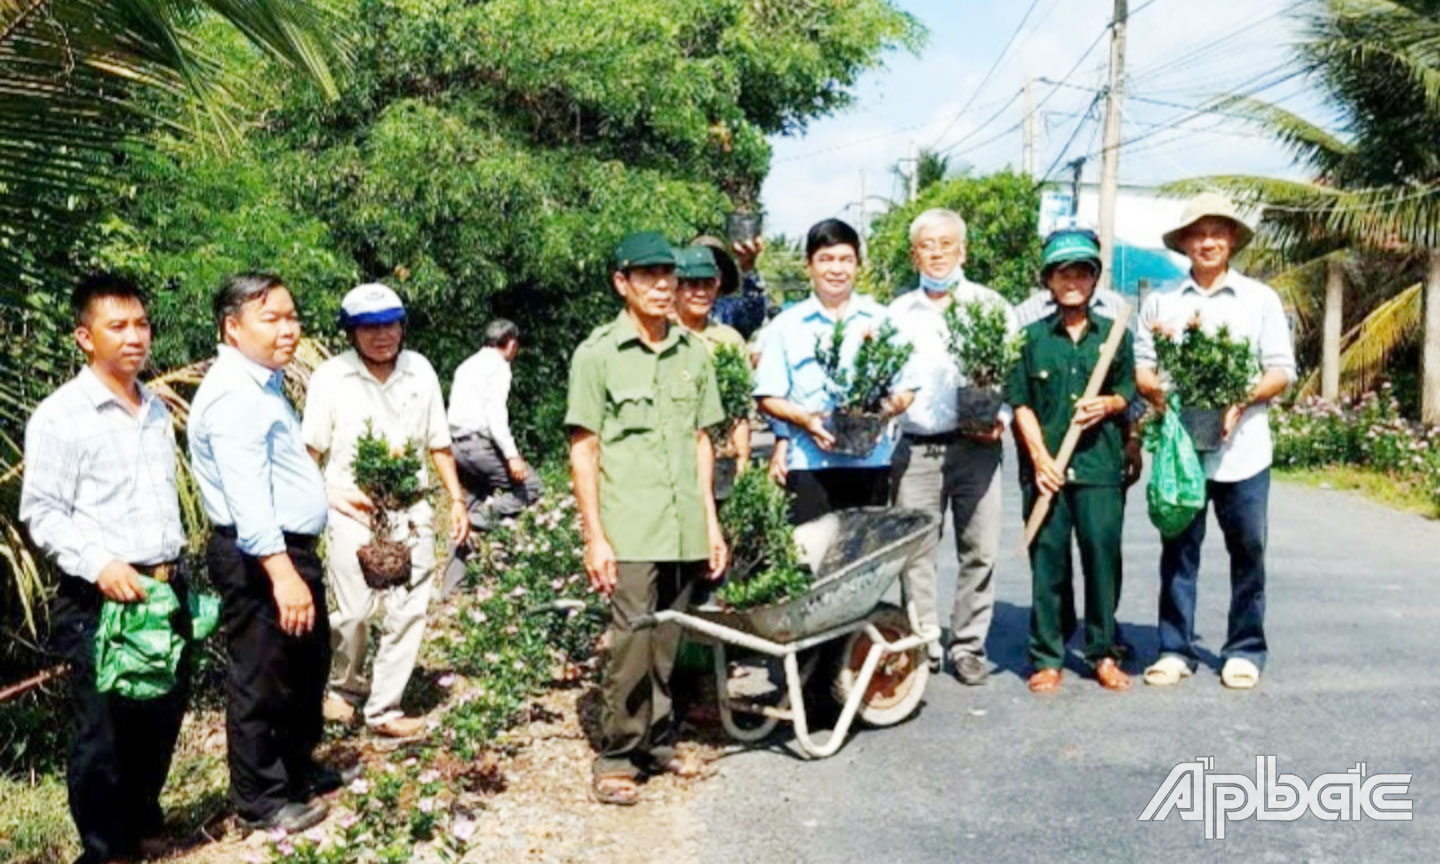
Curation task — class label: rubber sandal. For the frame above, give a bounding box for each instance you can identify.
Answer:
[591,774,640,806]
[1220,657,1260,690]
[658,753,705,778]
[1027,668,1062,693]
[1094,657,1131,691]
[1143,654,1193,687]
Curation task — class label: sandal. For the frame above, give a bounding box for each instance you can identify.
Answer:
[591,774,641,806]
[658,752,705,779]
[1220,657,1260,690]
[1027,668,1062,693]
[1094,658,1131,691]
[1143,654,1193,687]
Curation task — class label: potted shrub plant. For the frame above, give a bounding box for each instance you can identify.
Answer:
[716,469,812,609]
[943,299,1023,435]
[813,318,914,456]
[709,343,752,500]
[351,424,428,590]
[1154,320,1257,452]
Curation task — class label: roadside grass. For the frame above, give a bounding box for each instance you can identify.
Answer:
[1275,465,1440,519]
[0,772,73,864]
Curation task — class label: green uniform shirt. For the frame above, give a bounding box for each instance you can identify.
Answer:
[693,320,746,353]
[565,311,725,562]
[1008,309,1136,487]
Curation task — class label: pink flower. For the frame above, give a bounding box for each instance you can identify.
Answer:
[418,769,440,784]
[450,817,478,842]
[437,673,456,688]
[348,778,370,795]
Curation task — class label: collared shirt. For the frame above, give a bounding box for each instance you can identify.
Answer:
[888,274,1017,436]
[1015,285,1148,426]
[19,367,184,582]
[303,349,451,507]
[565,312,723,562]
[1009,309,1136,486]
[448,347,519,459]
[1134,269,1296,482]
[753,292,917,470]
[189,344,328,556]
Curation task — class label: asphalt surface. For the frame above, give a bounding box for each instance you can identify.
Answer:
[693,446,1440,864]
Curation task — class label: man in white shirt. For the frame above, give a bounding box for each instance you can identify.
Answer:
[1134,194,1296,691]
[447,318,542,526]
[887,208,1016,682]
[302,283,469,738]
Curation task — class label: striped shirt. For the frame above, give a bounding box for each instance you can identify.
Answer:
[19,367,184,582]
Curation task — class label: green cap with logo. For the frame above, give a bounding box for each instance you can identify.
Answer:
[1041,229,1103,274]
[613,231,678,271]
[676,245,719,280]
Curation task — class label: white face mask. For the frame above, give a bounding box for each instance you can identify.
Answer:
[919,267,961,295]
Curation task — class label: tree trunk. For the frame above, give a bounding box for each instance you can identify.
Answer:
[1322,256,1345,401]
[1424,250,1440,425]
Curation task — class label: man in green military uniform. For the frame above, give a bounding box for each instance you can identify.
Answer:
[1009,229,1135,694]
[566,231,728,805]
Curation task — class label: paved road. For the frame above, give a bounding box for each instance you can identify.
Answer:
[694,448,1440,863]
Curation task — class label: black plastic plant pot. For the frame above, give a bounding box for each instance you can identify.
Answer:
[714,456,737,500]
[1180,406,1226,453]
[955,385,1006,435]
[825,410,887,457]
[726,211,762,244]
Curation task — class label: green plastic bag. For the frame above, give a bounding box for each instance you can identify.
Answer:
[94,575,219,700]
[1144,396,1208,539]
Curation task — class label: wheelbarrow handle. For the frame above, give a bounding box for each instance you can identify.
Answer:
[627,612,660,631]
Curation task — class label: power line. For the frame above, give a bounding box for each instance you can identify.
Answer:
[926,0,1043,150]
[933,87,1024,156]
[1037,93,1102,184]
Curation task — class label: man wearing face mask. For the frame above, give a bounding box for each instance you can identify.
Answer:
[886,209,1016,681]
[301,283,469,738]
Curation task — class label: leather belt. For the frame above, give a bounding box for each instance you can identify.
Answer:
[905,430,963,446]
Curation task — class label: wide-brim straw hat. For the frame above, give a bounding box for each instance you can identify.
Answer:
[1162,192,1254,255]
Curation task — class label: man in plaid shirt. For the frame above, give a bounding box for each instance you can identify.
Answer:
[20,274,189,864]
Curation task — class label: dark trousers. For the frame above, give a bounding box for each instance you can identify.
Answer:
[453,433,542,527]
[207,529,330,820]
[1158,468,1270,669]
[785,467,890,525]
[51,575,189,864]
[594,561,703,779]
[1023,484,1124,669]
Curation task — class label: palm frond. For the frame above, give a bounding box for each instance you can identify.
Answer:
[1221,95,1354,170]
[1297,281,1422,397]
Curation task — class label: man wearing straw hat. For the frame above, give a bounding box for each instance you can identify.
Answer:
[1134,193,1295,690]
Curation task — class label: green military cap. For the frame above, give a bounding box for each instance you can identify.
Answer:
[676,245,719,279]
[614,231,678,271]
[1041,228,1103,273]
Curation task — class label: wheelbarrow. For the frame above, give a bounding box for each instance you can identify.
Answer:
[632,507,939,759]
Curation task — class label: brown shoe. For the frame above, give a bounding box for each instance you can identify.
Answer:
[371,715,428,739]
[1027,668,1062,693]
[323,693,357,724]
[1095,657,1131,691]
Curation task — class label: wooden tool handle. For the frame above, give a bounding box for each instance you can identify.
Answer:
[1021,303,1133,549]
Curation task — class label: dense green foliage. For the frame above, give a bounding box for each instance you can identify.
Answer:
[352,425,427,542]
[1155,322,1258,410]
[864,170,1042,303]
[944,299,1023,389]
[716,469,810,609]
[814,318,913,414]
[710,342,754,445]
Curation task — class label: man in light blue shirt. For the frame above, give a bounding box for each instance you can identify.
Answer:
[754,218,916,523]
[188,273,332,833]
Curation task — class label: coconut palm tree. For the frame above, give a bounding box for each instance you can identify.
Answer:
[1167,0,1440,420]
[0,0,346,286]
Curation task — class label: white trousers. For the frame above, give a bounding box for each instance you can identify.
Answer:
[324,506,436,726]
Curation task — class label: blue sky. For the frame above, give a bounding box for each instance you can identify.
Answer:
[760,0,1325,239]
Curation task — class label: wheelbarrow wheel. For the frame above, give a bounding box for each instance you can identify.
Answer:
[830,603,929,728]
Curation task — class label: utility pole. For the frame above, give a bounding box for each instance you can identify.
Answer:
[1022,78,1037,178]
[1097,0,1127,293]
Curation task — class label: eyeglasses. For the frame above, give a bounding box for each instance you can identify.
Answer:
[914,239,961,253]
